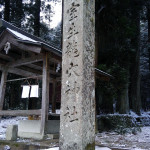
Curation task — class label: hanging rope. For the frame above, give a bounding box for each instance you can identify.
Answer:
[5,75,42,83]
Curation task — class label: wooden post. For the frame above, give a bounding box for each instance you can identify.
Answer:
[52,80,56,113]
[0,70,8,110]
[40,52,50,135]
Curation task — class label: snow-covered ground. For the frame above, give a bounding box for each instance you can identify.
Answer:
[0,116,27,139]
[0,115,150,150]
[43,147,111,150]
[96,127,150,150]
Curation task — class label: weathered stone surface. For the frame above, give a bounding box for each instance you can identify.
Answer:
[6,125,18,141]
[60,0,95,149]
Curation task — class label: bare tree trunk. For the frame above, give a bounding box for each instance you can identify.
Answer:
[119,83,129,114]
[129,10,141,115]
[34,0,41,37]
[148,7,150,70]
[4,0,10,22]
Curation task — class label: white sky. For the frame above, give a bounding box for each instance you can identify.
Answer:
[0,0,62,29]
[49,1,62,28]
[40,0,62,28]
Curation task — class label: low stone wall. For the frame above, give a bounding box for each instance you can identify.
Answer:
[97,113,150,133]
[97,114,137,132]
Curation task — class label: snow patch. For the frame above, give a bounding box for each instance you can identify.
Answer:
[7,28,38,43]
[0,117,27,140]
[43,146,111,150]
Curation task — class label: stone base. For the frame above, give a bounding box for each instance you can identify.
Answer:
[6,125,18,141]
[18,120,60,140]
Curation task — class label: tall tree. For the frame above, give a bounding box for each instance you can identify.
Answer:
[95,0,145,114]
[4,0,10,21]
[148,5,150,70]
[129,0,142,115]
[33,0,41,36]
[10,0,23,27]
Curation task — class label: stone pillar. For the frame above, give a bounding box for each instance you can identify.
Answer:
[60,0,95,149]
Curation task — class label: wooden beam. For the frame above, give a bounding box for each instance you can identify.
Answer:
[18,66,42,75]
[50,53,62,64]
[0,70,8,110]
[28,64,42,71]
[0,64,39,77]
[0,52,15,61]
[6,55,43,67]
[6,75,42,83]
[0,109,41,116]
[28,63,61,76]
[40,52,50,135]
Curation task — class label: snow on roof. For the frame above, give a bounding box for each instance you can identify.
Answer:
[7,28,38,43]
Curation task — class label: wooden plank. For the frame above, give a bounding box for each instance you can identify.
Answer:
[0,109,41,116]
[40,52,50,135]
[6,55,43,67]
[0,70,8,110]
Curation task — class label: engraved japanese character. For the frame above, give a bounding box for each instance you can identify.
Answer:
[67,2,80,21]
[66,40,80,57]
[67,22,79,39]
[64,105,78,122]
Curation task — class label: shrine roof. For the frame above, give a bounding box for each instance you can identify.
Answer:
[0,19,61,56]
[0,19,112,79]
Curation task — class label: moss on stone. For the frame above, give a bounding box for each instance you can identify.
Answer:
[85,142,95,150]
[90,17,94,25]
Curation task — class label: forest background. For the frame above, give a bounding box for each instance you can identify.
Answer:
[0,0,150,116]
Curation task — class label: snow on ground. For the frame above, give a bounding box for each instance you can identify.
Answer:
[0,116,27,139]
[96,126,150,150]
[43,146,111,150]
[1,114,150,150]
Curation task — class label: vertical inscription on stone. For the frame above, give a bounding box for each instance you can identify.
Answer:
[60,0,95,149]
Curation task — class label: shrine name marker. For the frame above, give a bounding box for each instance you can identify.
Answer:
[60,0,95,149]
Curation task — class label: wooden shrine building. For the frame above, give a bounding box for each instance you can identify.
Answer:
[0,19,62,136]
[0,19,112,139]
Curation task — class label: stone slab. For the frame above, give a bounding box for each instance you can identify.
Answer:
[6,125,18,141]
[18,120,60,139]
[18,120,41,134]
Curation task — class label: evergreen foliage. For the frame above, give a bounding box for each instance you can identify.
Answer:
[0,0,62,110]
[96,0,149,114]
